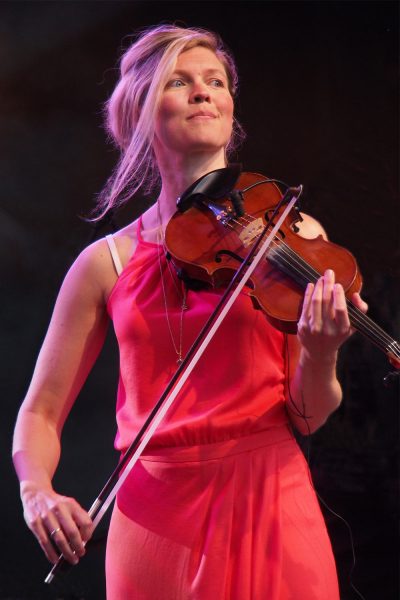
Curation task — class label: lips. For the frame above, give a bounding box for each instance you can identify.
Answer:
[187,112,217,119]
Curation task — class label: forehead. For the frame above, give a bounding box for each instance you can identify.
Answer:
[174,45,227,75]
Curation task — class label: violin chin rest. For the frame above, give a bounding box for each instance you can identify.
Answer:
[177,163,242,212]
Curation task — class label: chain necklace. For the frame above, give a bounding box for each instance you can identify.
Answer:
[156,202,188,365]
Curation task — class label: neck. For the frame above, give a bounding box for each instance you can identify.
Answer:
[140,149,227,237]
[156,149,227,226]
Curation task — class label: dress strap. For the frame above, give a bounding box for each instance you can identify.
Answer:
[105,234,123,276]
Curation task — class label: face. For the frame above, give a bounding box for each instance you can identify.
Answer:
[153,46,234,162]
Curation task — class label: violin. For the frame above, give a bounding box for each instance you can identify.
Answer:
[165,166,400,371]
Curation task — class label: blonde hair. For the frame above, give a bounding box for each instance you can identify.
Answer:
[94,24,243,219]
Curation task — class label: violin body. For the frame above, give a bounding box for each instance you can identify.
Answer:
[165,171,362,333]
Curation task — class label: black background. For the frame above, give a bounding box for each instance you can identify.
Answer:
[1,2,398,599]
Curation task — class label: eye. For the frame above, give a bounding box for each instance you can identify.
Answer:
[209,79,225,88]
[167,79,185,88]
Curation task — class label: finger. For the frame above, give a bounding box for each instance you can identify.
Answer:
[351,292,368,313]
[55,502,93,558]
[48,526,79,564]
[301,282,314,320]
[42,512,79,564]
[30,517,61,564]
[298,283,314,336]
[321,269,335,321]
[309,276,323,331]
[333,283,351,333]
[23,502,61,564]
[71,503,94,545]
[54,503,90,559]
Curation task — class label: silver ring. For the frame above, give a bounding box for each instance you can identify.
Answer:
[49,527,61,538]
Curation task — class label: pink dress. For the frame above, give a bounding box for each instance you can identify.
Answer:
[104,221,339,599]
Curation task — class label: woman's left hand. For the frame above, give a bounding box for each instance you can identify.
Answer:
[297,269,368,361]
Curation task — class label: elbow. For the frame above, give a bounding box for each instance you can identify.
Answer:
[289,415,327,436]
[288,399,342,436]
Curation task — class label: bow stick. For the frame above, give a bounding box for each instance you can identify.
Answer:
[45,185,302,584]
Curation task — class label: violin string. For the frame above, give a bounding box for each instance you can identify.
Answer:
[230,182,393,344]
[275,244,398,354]
[276,242,399,354]
[346,302,400,357]
[193,201,398,359]
[229,212,397,355]
[229,212,399,357]
[267,238,399,355]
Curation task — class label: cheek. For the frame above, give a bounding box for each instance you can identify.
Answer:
[219,94,234,120]
[154,106,175,144]
[157,95,183,122]
[154,97,185,141]
[221,97,234,135]
[225,96,234,118]
[158,97,176,121]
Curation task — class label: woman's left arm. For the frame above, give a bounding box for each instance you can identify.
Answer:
[285,215,368,434]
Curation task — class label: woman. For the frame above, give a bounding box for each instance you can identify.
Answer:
[12,25,367,599]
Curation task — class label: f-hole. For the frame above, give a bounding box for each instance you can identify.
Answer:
[214,249,245,264]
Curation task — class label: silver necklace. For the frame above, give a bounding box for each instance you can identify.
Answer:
[156,203,188,365]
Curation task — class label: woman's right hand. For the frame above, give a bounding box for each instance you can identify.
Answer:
[21,482,94,565]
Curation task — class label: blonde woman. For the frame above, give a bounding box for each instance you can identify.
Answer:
[13,24,367,599]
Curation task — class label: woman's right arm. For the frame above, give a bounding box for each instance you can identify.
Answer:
[12,239,116,565]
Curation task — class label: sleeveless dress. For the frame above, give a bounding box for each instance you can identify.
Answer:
[104,222,339,600]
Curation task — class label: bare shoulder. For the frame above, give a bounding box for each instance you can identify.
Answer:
[296,212,328,241]
[66,219,139,304]
[112,219,139,265]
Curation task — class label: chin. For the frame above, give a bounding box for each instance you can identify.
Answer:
[182,135,230,154]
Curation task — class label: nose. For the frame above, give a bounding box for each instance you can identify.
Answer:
[189,81,211,104]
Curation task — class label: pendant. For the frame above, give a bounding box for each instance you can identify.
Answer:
[177,357,183,365]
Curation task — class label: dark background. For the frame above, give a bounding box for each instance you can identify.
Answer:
[1,2,398,599]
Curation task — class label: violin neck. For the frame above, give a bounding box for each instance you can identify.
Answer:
[346,302,400,369]
[267,244,400,368]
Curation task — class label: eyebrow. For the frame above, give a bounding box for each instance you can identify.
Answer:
[170,68,227,79]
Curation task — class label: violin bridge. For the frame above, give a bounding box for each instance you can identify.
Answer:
[239,218,264,247]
